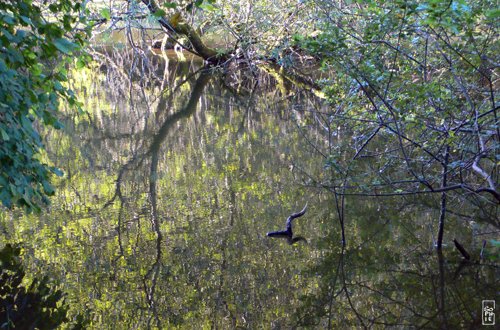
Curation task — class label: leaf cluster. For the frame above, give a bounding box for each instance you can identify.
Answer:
[0,0,90,212]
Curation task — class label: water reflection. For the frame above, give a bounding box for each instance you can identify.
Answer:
[0,49,498,329]
[296,211,499,328]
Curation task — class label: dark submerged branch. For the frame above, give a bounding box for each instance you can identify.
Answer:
[453,239,471,260]
[267,203,308,245]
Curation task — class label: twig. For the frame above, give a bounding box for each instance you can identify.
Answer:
[453,239,471,260]
[480,240,487,260]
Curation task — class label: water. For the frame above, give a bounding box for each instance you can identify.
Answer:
[1,49,498,329]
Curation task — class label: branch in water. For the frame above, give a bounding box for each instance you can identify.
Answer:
[453,239,471,260]
[267,203,308,245]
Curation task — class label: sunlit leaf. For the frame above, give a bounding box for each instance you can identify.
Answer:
[100,8,111,20]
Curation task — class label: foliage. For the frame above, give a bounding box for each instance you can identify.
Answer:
[0,0,89,212]
[295,0,499,221]
[0,243,70,329]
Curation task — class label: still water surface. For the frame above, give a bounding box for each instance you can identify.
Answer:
[1,49,498,328]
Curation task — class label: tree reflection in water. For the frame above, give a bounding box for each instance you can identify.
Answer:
[295,201,498,329]
[0,49,497,329]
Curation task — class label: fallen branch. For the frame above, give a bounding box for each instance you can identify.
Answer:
[140,0,228,63]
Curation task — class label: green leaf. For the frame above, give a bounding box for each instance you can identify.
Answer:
[0,128,9,141]
[153,9,167,17]
[75,57,86,69]
[163,3,177,9]
[53,38,78,54]
[100,8,111,20]
[53,80,63,91]
[485,8,500,19]
[199,1,217,11]
[1,14,15,25]
[19,15,32,26]
[42,181,55,195]
[52,167,64,177]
